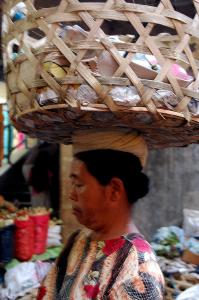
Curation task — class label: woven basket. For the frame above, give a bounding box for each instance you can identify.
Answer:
[3,0,199,148]
[165,273,199,299]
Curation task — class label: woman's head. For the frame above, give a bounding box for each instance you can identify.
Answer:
[70,130,149,232]
[74,149,149,204]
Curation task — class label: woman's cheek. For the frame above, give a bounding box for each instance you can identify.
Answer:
[78,189,87,204]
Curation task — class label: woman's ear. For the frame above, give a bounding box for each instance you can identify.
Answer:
[109,177,125,202]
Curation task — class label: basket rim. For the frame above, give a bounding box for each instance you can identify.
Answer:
[14,103,195,120]
[11,104,199,149]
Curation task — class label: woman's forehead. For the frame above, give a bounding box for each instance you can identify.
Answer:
[70,158,87,178]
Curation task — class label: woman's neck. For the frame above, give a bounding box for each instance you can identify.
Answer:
[90,219,140,241]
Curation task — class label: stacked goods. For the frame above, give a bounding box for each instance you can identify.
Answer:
[0,197,16,263]
[15,209,35,261]
[30,207,50,255]
[15,207,50,258]
[0,205,51,262]
[153,224,199,299]
[47,218,63,248]
[2,0,199,148]
[0,211,15,263]
[0,197,62,265]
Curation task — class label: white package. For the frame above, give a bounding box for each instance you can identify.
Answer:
[0,262,39,300]
[176,285,199,300]
[110,86,141,107]
[183,208,199,237]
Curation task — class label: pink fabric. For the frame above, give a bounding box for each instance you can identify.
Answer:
[102,238,125,256]
[171,64,193,81]
[84,284,100,299]
[132,238,152,253]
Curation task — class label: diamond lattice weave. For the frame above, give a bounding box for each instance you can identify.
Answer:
[3,0,199,148]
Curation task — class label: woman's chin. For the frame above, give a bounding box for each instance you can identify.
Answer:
[72,211,97,229]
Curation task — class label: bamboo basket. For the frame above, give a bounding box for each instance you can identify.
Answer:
[165,273,199,300]
[3,0,199,148]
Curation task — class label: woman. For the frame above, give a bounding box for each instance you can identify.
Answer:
[38,130,165,300]
[22,142,60,215]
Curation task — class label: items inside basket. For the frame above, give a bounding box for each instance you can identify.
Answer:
[5,20,199,116]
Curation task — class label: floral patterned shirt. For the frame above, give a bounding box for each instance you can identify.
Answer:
[38,230,165,300]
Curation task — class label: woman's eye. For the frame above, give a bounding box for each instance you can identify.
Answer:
[72,182,83,188]
[76,183,83,188]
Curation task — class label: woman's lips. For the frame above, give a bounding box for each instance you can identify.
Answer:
[72,207,81,216]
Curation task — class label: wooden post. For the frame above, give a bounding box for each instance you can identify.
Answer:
[60,144,83,243]
[0,105,4,166]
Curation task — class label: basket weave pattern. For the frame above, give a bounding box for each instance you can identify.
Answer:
[165,273,199,300]
[3,0,199,147]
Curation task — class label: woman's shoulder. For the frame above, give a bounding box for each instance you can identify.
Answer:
[117,233,165,299]
[124,233,155,258]
[123,233,164,277]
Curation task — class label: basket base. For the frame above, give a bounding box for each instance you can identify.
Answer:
[12,105,199,149]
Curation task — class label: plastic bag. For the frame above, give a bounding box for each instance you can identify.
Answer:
[184,237,199,255]
[153,89,180,110]
[176,285,199,300]
[35,261,52,282]
[0,262,40,300]
[36,87,59,106]
[67,84,99,106]
[47,225,62,247]
[151,226,184,258]
[110,86,141,107]
[183,208,199,237]
[188,98,199,116]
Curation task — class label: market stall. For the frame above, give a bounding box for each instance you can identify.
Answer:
[0,200,63,299]
[151,213,199,299]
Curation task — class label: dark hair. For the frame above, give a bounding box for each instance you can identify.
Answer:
[28,149,51,192]
[75,149,149,204]
[27,143,59,195]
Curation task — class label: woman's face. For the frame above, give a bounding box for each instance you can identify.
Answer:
[69,158,111,230]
